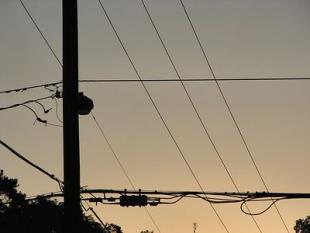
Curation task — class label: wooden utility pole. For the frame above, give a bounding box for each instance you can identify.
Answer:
[63,0,81,232]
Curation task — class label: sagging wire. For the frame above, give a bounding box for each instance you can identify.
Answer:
[54,98,63,123]
[0,94,55,111]
[0,92,63,127]
[240,197,286,216]
[20,188,310,216]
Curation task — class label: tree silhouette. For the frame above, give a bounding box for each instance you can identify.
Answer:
[0,171,122,233]
[295,216,310,233]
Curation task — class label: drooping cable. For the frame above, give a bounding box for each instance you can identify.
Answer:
[140,0,262,232]
[97,1,230,232]
[0,94,55,111]
[0,93,62,127]
[178,1,290,232]
[54,98,63,123]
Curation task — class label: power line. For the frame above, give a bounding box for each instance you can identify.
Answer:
[28,189,310,215]
[0,139,107,230]
[0,139,63,186]
[140,1,262,232]
[91,112,162,233]
[13,0,293,231]
[91,112,136,189]
[178,1,290,232]
[15,2,105,229]
[0,93,62,127]
[0,94,55,111]
[80,77,310,82]
[97,1,230,232]
[18,0,62,68]
[1,76,309,94]
[0,81,61,94]
[16,0,161,229]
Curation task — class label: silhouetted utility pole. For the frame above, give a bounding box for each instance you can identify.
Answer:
[63,0,81,232]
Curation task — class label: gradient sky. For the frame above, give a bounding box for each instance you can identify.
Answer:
[1,0,310,232]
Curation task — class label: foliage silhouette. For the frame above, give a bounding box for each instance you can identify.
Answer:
[295,216,310,233]
[0,171,122,233]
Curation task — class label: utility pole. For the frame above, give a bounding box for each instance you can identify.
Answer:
[63,0,81,232]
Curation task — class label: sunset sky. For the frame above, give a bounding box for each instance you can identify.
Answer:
[1,0,310,232]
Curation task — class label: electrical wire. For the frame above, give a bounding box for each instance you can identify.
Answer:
[54,98,63,123]
[140,1,263,232]
[14,0,292,231]
[1,77,309,94]
[91,112,162,233]
[0,139,106,229]
[241,198,284,216]
[18,0,62,68]
[0,139,63,186]
[0,93,62,127]
[178,0,290,232]
[0,81,61,94]
[79,77,310,82]
[15,2,113,230]
[25,189,310,217]
[81,198,108,231]
[0,94,55,111]
[97,1,230,232]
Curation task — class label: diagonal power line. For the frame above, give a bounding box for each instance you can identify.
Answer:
[16,0,165,232]
[178,0,290,232]
[0,139,107,229]
[16,1,162,231]
[140,0,263,232]
[91,112,162,233]
[18,0,62,68]
[97,1,231,232]
[0,139,63,186]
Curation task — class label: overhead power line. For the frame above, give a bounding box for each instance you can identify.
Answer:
[1,76,309,96]
[16,0,162,230]
[98,1,230,232]
[1,77,309,94]
[91,112,162,233]
[0,92,62,127]
[15,2,111,230]
[28,188,310,216]
[140,1,263,232]
[178,0,290,232]
[0,139,106,229]
[0,139,63,186]
[80,77,310,82]
[18,0,62,68]
[0,94,55,111]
